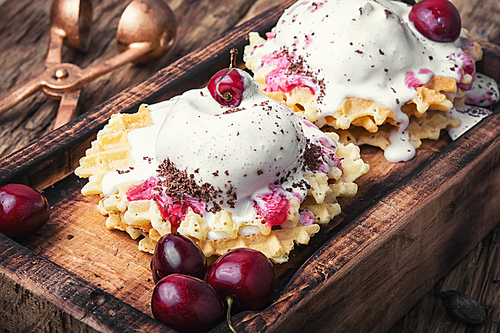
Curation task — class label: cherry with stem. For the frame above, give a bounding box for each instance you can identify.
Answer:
[207,48,245,107]
[206,248,276,332]
[216,48,239,103]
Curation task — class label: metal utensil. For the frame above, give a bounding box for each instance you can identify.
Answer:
[0,0,176,129]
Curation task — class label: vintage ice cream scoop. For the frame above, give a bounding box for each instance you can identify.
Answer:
[0,0,177,129]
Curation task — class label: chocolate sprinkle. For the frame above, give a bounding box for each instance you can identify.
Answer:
[156,158,230,213]
[302,139,324,172]
[277,47,327,103]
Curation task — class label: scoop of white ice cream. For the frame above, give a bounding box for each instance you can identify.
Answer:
[155,69,306,203]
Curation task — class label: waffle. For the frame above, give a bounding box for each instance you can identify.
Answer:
[75,104,153,195]
[244,29,482,152]
[76,105,369,263]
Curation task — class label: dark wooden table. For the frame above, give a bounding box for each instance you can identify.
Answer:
[1,0,499,332]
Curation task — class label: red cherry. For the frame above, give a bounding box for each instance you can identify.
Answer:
[0,184,50,239]
[151,233,207,284]
[151,274,224,333]
[208,68,245,107]
[206,248,276,312]
[409,0,461,42]
[207,48,245,107]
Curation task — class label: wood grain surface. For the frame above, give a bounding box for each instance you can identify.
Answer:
[0,0,500,332]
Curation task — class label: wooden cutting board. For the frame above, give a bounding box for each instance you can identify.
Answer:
[1,1,500,332]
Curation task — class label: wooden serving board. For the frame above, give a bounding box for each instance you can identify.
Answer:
[1,3,500,333]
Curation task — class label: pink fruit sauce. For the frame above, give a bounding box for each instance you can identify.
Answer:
[127,177,205,229]
[259,52,317,95]
[253,184,291,228]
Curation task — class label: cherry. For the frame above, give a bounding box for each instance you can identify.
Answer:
[151,274,224,333]
[207,48,245,107]
[151,232,207,283]
[409,0,461,42]
[0,184,50,239]
[206,248,276,312]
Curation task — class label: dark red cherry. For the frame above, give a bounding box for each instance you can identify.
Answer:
[409,0,461,42]
[208,68,245,107]
[206,248,276,312]
[151,274,224,333]
[151,233,207,283]
[0,184,50,239]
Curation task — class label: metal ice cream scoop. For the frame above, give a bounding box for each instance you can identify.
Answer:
[0,0,176,129]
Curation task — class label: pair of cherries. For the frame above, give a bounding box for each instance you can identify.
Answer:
[150,233,276,333]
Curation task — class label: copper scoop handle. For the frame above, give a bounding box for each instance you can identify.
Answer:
[0,76,44,115]
[0,41,153,118]
[79,42,154,85]
[53,89,81,129]
[0,25,64,116]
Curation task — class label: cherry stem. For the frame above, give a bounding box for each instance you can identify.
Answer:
[226,295,238,333]
[216,48,239,102]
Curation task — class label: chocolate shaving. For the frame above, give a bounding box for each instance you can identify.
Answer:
[302,139,324,172]
[222,106,246,115]
[156,158,227,213]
